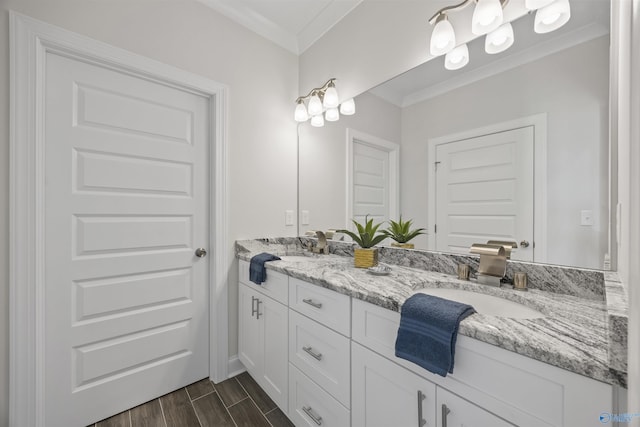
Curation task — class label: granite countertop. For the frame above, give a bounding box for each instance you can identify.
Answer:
[236,239,627,387]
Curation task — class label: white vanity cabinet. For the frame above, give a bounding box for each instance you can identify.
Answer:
[351,298,613,427]
[288,277,352,426]
[238,261,289,411]
[352,342,437,427]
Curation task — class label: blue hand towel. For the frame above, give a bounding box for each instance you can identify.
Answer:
[249,252,281,284]
[395,293,476,377]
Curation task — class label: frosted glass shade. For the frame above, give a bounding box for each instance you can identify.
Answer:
[534,0,571,33]
[340,98,356,115]
[310,114,324,127]
[308,93,323,116]
[325,107,339,122]
[472,0,504,35]
[525,0,554,10]
[430,16,455,56]
[485,22,514,54]
[444,44,469,70]
[294,101,308,122]
[323,85,339,108]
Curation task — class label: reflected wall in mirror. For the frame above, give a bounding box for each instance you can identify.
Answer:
[298,1,611,270]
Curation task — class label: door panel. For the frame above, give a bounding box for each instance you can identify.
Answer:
[435,127,534,261]
[44,52,209,426]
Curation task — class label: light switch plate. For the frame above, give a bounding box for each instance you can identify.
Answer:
[285,210,294,226]
[302,210,310,225]
[580,210,594,226]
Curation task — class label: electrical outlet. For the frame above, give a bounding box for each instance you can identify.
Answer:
[580,210,594,226]
[302,210,310,225]
[285,210,294,226]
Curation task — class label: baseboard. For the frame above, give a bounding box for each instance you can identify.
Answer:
[227,355,246,379]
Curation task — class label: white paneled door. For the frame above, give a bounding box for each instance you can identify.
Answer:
[44,52,210,426]
[435,127,534,261]
[351,137,399,226]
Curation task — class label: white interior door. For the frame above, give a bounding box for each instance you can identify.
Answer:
[434,127,534,261]
[350,132,399,229]
[44,51,210,426]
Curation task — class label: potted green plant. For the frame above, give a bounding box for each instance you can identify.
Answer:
[338,216,387,268]
[381,216,426,249]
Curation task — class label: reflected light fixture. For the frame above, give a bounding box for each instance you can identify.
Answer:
[429,0,571,70]
[294,78,356,127]
[445,43,469,70]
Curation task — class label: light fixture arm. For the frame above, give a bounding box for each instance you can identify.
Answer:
[295,78,337,104]
[428,0,509,24]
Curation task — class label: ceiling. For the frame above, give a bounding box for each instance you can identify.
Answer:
[198,0,363,54]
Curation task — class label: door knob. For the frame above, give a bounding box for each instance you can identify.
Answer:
[195,248,207,258]
[519,240,530,248]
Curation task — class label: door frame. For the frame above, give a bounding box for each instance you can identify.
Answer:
[9,12,230,426]
[426,114,547,262]
[346,128,400,227]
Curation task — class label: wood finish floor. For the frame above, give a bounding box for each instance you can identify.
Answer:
[89,372,295,427]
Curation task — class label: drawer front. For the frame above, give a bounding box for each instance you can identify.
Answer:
[289,310,350,407]
[239,259,288,305]
[289,277,351,336]
[289,364,350,427]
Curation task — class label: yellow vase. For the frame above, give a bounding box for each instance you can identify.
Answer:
[354,248,379,268]
[391,242,414,249]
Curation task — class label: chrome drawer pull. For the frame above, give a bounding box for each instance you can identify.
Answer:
[255,298,262,320]
[302,346,323,361]
[302,298,323,309]
[302,406,323,425]
[442,403,451,427]
[251,296,258,317]
[417,390,426,427]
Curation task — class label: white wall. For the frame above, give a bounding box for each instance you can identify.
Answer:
[400,37,610,269]
[0,1,298,425]
[299,92,401,233]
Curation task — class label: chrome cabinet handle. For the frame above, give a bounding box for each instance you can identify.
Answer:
[302,406,323,425]
[195,248,207,257]
[519,240,530,248]
[251,296,257,317]
[255,298,262,319]
[302,346,323,361]
[303,298,323,309]
[442,404,451,427]
[417,390,426,427]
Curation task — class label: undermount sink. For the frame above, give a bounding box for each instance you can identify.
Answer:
[278,253,321,262]
[415,288,545,319]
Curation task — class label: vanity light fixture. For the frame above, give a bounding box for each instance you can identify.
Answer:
[429,0,571,70]
[294,78,355,127]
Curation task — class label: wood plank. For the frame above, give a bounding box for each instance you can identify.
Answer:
[159,389,200,427]
[186,378,215,400]
[265,408,295,427]
[96,411,130,427]
[192,392,235,427]
[214,378,247,407]
[236,372,276,413]
[226,399,270,427]
[130,399,165,427]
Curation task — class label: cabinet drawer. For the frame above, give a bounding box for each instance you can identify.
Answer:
[289,310,350,407]
[289,277,351,336]
[239,259,288,305]
[289,364,350,427]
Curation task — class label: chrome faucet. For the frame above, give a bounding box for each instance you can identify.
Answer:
[308,231,329,254]
[469,240,516,286]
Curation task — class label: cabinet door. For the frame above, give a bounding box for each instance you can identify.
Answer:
[261,295,289,411]
[352,342,436,427]
[238,283,263,375]
[436,388,513,427]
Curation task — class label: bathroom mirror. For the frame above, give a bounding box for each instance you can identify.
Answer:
[298,0,611,270]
